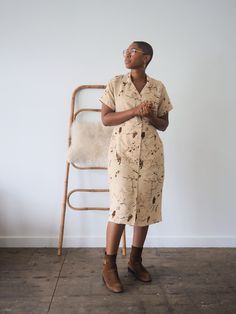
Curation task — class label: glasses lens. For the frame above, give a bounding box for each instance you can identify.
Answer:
[123,49,128,56]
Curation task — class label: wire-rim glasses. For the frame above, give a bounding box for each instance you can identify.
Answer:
[123,48,145,57]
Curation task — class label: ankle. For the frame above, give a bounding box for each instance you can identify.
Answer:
[131,244,143,248]
[105,249,118,255]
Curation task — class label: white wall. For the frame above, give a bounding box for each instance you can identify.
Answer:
[0,0,235,247]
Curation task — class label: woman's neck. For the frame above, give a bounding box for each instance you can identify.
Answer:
[130,69,147,83]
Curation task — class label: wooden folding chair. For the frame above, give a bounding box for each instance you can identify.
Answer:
[58,85,127,256]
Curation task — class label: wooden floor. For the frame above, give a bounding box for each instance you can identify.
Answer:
[0,248,236,314]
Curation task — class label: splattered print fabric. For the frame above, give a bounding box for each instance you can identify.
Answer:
[99,72,173,226]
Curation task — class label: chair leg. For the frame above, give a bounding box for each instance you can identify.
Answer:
[58,162,70,256]
[121,226,126,256]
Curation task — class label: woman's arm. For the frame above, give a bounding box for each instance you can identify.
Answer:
[148,113,169,131]
[101,103,139,126]
[101,101,169,131]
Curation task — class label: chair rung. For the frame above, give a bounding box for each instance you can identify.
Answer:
[70,188,109,192]
[71,162,107,170]
[69,206,109,211]
[67,188,109,210]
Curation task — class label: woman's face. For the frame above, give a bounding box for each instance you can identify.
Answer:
[124,43,148,69]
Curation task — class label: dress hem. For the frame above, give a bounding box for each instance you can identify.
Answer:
[107,217,162,227]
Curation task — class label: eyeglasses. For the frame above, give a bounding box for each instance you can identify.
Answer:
[123,48,144,57]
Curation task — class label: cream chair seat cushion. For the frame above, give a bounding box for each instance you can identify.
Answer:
[67,120,113,167]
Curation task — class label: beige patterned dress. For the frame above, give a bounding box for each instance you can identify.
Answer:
[99,72,173,226]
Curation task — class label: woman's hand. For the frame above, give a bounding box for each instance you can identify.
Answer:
[134,101,154,118]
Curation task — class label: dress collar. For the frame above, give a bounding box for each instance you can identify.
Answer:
[125,71,151,85]
[123,72,152,95]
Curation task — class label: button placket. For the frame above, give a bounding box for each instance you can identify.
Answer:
[133,93,144,224]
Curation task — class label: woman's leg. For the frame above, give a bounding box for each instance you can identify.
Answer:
[132,225,149,247]
[102,221,125,293]
[128,225,151,282]
[106,221,125,254]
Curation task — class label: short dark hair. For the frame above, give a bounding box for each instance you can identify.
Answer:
[133,41,153,67]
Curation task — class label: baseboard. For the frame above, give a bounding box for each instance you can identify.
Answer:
[0,236,236,247]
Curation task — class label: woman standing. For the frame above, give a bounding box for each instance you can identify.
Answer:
[99,41,173,293]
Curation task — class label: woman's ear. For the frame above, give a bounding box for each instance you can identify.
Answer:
[145,55,151,64]
[143,55,151,68]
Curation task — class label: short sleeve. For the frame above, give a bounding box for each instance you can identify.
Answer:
[99,79,116,111]
[158,83,173,117]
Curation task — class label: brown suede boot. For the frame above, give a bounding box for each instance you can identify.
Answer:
[128,245,152,282]
[102,251,124,293]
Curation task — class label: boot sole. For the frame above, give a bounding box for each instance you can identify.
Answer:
[102,275,124,293]
[128,266,152,282]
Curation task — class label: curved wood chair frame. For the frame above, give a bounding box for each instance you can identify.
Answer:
[58,85,127,256]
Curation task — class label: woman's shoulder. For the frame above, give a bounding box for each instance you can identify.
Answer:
[148,75,165,87]
[107,74,126,85]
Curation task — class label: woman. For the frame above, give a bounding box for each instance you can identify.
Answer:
[99,41,173,293]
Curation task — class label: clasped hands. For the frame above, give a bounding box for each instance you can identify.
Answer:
[134,101,154,118]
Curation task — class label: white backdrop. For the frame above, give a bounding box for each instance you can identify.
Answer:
[0,0,235,247]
